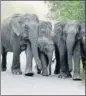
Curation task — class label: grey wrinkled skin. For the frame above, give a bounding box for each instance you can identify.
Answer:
[51,21,71,78]
[64,20,82,80]
[0,26,1,66]
[38,37,54,76]
[38,21,52,39]
[1,13,42,75]
[80,23,86,74]
[37,21,54,76]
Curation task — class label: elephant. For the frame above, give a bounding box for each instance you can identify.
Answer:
[38,21,52,39]
[63,20,82,80]
[51,21,71,78]
[37,37,54,76]
[0,31,1,65]
[1,13,42,75]
[36,21,54,76]
[80,23,86,73]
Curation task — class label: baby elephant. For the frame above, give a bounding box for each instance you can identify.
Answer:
[37,37,54,76]
[36,21,54,76]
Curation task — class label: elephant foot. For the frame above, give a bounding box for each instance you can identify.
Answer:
[69,68,72,72]
[42,69,48,76]
[25,73,34,76]
[58,72,67,78]
[37,71,41,74]
[66,71,72,78]
[37,63,42,70]
[73,74,82,81]
[54,70,60,74]
[49,71,51,75]
[1,67,7,71]
[11,69,22,75]
[37,69,41,74]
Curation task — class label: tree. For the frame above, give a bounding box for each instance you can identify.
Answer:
[45,1,85,22]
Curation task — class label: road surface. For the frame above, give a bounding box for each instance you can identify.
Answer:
[1,52,85,95]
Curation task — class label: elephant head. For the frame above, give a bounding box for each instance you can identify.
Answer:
[10,13,42,70]
[38,37,54,75]
[52,21,65,47]
[63,20,81,71]
[38,21,52,38]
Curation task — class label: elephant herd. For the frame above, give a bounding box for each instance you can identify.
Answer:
[1,13,86,81]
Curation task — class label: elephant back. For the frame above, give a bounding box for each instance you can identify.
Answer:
[21,14,39,23]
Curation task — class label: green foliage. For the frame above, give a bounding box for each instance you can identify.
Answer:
[45,1,85,22]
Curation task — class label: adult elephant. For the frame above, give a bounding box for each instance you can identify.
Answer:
[64,20,82,80]
[1,13,42,75]
[80,23,86,73]
[36,21,54,76]
[51,21,71,78]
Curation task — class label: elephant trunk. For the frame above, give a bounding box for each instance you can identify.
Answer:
[29,30,42,70]
[66,36,75,72]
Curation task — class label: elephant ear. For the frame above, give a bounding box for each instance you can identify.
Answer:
[10,16,21,36]
[78,23,85,40]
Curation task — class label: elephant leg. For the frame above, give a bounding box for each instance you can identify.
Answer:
[1,46,7,71]
[72,43,81,80]
[46,53,52,75]
[64,50,72,77]
[58,42,71,78]
[81,56,86,74]
[81,55,86,80]
[37,65,41,74]
[54,44,60,74]
[11,48,22,75]
[41,53,48,76]
[58,53,67,78]
[25,43,34,76]
[49,58,51,75]
[80,41,86,76]
[36,48,41,74]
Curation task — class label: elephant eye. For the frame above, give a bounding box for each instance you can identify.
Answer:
[43,45,48,51]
